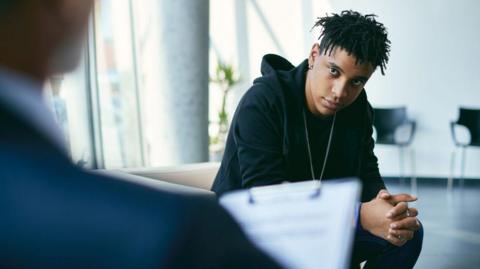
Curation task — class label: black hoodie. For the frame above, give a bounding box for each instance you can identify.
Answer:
[211,54,385,202]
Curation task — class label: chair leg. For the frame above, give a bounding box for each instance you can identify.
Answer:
[460,146,467,188]
[448,147,456,191]
[410,147,417,195]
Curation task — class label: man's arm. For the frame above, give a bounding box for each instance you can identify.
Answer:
[359,103,386,201]
[233,85,288,188]
[360,104,421,246]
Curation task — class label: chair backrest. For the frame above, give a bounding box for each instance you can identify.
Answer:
[456,107,480,146]
[373,107,408,144]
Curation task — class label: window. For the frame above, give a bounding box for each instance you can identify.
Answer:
[44,50,95,168]
[92,0,144,168]
[47,0,222,169]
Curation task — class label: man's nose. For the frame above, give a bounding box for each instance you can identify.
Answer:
[332,80,348,100]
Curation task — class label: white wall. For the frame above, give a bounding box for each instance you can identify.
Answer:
[210,0,480,178]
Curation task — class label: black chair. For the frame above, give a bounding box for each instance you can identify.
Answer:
[373,107,417,190]
[448,107,480,190]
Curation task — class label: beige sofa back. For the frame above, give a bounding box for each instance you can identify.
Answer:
[116,162,220,191]
[96,169,214,197]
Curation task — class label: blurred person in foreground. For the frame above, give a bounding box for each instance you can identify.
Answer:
[212,10,423,269]
[0,0,281,268]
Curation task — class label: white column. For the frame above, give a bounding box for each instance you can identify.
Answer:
[232,0,250,108]
[147,0,210,165]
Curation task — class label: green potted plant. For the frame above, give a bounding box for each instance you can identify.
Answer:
[209,60,240,160]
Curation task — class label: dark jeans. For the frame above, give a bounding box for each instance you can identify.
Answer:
[350,223,424,269]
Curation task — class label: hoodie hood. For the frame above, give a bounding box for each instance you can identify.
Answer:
[257,54,309,116]
[260,54,296,76]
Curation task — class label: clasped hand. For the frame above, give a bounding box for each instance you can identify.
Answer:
[360,189,421,247]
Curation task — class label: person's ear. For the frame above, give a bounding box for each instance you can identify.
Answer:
[308,43,321,68]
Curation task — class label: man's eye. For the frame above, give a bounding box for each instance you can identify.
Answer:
[329,68,339,76]
[352,79,364,87]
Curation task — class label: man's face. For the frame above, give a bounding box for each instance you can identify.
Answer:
[306,44,375,117]
[0,0,94,79]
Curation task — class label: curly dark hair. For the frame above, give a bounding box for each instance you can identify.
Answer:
[312,10,391,75]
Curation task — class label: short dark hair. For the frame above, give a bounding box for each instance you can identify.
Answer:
[312,10,391,75]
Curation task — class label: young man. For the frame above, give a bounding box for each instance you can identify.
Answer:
[0,1,281,268]
[212,10,423,268]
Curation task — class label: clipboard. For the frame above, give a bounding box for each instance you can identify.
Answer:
[220,178,362,269]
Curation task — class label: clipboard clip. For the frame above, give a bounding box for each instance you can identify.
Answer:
[248,180,322,204]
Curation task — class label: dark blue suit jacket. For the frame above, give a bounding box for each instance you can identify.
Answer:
[0,97,281,268]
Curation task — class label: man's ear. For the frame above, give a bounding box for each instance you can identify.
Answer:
[308,43,321,66]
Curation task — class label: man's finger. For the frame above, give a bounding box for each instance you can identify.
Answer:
[407,208,418,218]
[386,202,408,219]
[388,228,414,241]
[376,189,391,199]
[386,234,408,247]
[388,193,417,204]
[389,207,419,221]
[390,217,421,231]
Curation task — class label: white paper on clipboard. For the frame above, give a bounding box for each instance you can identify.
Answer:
[220,178,361,269]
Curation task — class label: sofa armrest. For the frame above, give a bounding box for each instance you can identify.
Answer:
[114,162,220,191]
[95,169,215,197]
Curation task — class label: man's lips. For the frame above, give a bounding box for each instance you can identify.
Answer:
[322,98,342,111]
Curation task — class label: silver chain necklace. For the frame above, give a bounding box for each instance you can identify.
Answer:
[302,110,337,182]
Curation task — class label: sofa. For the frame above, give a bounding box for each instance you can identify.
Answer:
[97,162,220,197]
